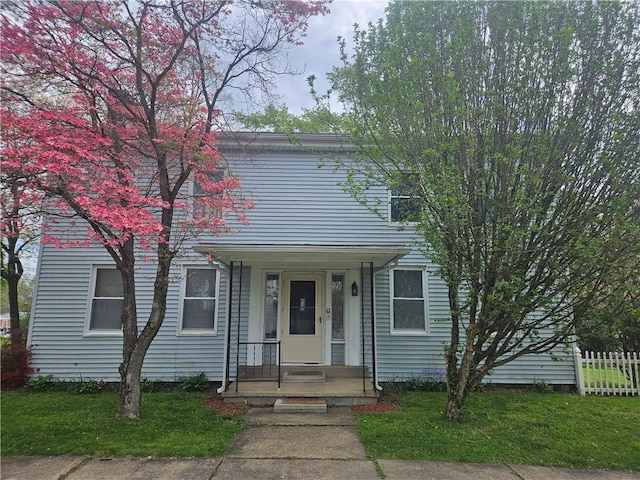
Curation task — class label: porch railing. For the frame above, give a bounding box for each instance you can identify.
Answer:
[235,341,281,392]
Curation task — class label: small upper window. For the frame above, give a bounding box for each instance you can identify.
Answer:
[180,267,219,333]
[88,267,124,332]
[391,269,428,334]
[389,175,421,224]
[193,170,224,218]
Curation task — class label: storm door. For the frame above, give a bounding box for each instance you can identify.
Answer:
[281,274,323,363]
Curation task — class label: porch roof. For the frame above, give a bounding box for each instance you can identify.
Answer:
[193,244,411,269]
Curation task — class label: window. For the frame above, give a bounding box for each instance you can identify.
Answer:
[193,170,225,217]
[88,267,124,332]
[180,267,219,333]
[264,273,279,340]
[391,269,428,334]
[331,274,345,340]
[390,175,421,224]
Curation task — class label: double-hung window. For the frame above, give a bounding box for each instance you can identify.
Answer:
[179,267,219,334]
[193,170,225,218]
[87,267,124,333]
[389,174,421,224]
[391,268,428,334]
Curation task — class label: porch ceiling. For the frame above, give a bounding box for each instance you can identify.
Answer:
[193,244,411,269]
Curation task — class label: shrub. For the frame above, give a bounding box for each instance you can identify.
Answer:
[66,378,105,394]
[180,372,209,392]
[27,374,56,391]
[1,342,34,389]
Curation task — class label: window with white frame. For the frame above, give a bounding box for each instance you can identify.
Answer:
[193,170,225,218]
[391,268,428,333]
[331,274,345,340]
[389,175,421,224]
[180,267,219,333]
[263,273,279,340]
[88,267,124,332]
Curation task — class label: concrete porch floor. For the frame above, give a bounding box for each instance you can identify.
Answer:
[221,377,379,406]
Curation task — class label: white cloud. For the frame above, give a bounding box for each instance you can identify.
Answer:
[256,0,389,114]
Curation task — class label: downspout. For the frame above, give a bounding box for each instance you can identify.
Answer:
[361,262,366,393]
[370,262,382,392]
[217,260,234,394]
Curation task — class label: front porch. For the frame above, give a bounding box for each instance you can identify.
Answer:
[222,366,379,407]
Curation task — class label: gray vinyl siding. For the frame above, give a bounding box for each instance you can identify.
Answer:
[28,133,577,385]
[28,243,229,382]
[374,255,577,385]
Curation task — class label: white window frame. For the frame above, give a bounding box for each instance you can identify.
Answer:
[262,272,281,341]
[84,265,124,337]
[388,186,420,226]
[390,267,429,336]
[330,272,347,342]
[177,265,220,336]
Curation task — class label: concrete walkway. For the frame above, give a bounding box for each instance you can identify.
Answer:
[2,408,639,480]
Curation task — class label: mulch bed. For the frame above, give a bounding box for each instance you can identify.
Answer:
[203,387,248,416]
[351,389,399,414]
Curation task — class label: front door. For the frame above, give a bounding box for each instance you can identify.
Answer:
[281,274,323,363]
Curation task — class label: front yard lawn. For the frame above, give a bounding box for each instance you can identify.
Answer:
[1,391,243,457]
[355,391,640,471]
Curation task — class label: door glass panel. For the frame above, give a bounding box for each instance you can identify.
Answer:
[331,274,344,340]
[264,274,279,339]
[289,280,315,335]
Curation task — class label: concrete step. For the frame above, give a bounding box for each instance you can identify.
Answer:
[282,370,326,383]
[273,398,327,414]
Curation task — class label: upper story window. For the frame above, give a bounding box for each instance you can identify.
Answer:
[87,267,124,333]
[179,267,219,334]
[391,268,428,334]
[193,170,225,218]
[389,174,421,224]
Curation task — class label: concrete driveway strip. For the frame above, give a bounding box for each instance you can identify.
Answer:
[225,425,367,460]
[213,458,381,480]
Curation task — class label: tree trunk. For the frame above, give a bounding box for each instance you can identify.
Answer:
[2,240,24,343]
[116,241,173,419]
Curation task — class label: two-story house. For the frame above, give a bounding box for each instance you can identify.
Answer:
[27,133,579,403]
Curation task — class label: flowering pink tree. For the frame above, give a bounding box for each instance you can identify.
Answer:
[1,0,328,417]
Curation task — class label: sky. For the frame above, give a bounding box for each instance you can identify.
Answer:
[268,0,389,114]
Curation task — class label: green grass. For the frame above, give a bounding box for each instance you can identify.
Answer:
[583,365,634,389]
[356,392,640,471]
[1,391,243,457]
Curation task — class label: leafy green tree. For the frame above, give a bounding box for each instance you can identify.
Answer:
[328,1,640,420]
[576,260,640,353]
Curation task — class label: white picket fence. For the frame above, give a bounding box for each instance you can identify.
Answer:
[577,351,640,396]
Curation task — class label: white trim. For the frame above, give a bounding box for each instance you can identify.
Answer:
[389,267,429,336]
[83,265,123,337]
[195,244,411,269]
[388,187,419,227]
[176,265,220,336]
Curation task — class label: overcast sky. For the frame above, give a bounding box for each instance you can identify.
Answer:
[269,0,389,114]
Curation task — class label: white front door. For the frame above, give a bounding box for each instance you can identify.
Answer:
[281,274,323,363]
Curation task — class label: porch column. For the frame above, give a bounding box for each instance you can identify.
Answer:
[369,261,377,392]
[224,261,234,391]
